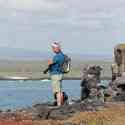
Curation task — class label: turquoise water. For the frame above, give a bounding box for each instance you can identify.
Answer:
[0,80,109,110]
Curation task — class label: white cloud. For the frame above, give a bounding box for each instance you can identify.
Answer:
[0,0,64,11]
[0,0,125,53]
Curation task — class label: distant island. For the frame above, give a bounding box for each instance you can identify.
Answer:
[0,47,112,60]
[0,59,112,80]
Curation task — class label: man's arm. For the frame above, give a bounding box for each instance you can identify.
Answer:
[48,59,53,65]
[43,59,57,74]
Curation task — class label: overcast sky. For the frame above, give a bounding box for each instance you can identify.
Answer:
[0,0,125,54]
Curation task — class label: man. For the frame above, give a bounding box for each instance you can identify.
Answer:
[47,42,65,106]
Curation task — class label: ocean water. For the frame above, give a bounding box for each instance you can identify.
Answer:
[0,80,109,110]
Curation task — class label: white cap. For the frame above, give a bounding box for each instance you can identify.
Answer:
[51,42,60,48]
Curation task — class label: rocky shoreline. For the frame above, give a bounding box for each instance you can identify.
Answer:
[0,102,125,125]
[0,102,117,125]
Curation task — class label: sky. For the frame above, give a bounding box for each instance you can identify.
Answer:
[0,0,125,55]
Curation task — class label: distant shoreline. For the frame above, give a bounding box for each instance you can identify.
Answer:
[0,76,112,80]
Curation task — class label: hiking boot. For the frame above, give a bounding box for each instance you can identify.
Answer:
[53,101,57,106]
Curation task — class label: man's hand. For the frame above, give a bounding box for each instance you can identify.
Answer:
[48,59,53,65]
[43,69,48,74]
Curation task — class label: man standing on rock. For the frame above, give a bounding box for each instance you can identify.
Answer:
[44,42,67,106]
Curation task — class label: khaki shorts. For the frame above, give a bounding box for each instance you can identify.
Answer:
[51,74,63,93]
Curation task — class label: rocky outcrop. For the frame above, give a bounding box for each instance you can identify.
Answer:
[30,101,105,120]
